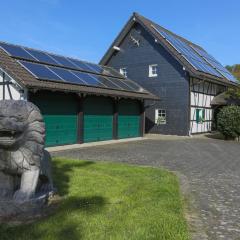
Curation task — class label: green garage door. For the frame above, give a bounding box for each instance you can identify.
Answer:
[31,92,78,147]
[84,97,113,143]
[118,99,140,139]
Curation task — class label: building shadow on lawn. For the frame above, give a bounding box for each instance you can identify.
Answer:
[0,160,108,239]
[0,195,107,240]
[52,159,95,196]
[53,195,107,240]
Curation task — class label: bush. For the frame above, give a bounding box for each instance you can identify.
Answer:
[217,105,240,140]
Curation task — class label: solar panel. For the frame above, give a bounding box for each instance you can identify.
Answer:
[191,46,237,82]
[71,71,106,87]
[0,42,125,80]
[0,42,36,61]
[83,63,124,78]
[49,54,78,69]
[68,58,95,72]
[19,60,142,92]
[102,66,125,78]
[111,78,137,91]
[25,48,60,65]
[20,61,63,81]
[48,66,86,85]
[93,75,122,89]
[124,80,145,92]
[86,62,103,73]
[152,25,223,78]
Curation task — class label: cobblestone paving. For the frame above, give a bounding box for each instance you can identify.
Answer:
[53,137,240,240]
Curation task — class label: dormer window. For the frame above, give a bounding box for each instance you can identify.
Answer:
[149,64,158,77]
[120,68,127,77]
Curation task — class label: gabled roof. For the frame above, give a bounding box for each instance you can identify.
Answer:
[0,41,158,100]
[100,12,237,87]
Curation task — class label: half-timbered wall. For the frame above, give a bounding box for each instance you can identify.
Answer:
[0,69,26,100]
[190,78,226,134]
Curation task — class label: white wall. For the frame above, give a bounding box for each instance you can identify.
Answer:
[0,69,27,100]
[190,78,225,134]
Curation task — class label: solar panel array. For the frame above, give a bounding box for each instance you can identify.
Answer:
[152,25,237,83]
[0,42,145,93]
[191,46,237,82]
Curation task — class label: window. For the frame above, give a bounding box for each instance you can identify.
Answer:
[196,109,205,124]
[155,109,166,125]
[119,68,127,77]
[149,64,158,77]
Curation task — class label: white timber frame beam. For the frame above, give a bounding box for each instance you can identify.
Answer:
[0,68,27,100]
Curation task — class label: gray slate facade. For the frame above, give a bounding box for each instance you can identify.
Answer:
[106,23,190,135]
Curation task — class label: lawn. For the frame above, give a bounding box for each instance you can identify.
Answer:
[0,158,189,240]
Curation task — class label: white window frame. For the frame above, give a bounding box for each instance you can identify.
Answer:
[149,64,158,77]
[155,109,166,125]
[119,67,127,77]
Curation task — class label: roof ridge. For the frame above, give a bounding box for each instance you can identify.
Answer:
[134,13,204,50]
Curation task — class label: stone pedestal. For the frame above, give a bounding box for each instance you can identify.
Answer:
[0,191,58,225]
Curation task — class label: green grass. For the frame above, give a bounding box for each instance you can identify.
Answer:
[0,158,189,240]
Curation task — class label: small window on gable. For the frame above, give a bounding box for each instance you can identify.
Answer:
[155,109,166,125]
[120,67,127,77]
[149,64,158,77]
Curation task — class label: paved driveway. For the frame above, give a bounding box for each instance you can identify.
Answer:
[52,136,240,240]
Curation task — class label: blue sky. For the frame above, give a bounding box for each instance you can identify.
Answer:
[1,0,239,65]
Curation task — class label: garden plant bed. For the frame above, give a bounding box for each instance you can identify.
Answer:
[0,158,189,240]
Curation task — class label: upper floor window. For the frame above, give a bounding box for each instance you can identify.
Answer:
[155,109,166,125]
[120,68,127,77]
[149,64,158,77]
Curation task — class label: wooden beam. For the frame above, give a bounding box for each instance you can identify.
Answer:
[140,100,145,137]
[6,83,12,100]
[77,95,84,144]
[113,98,119,139]
[0,82,12,85]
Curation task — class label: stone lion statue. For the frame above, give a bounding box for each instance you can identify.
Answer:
[0,100,53,202]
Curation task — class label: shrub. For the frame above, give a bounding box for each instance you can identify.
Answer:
[217,105,240,140]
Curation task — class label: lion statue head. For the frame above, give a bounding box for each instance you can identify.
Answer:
[0,100,53,202]
[0,100,45,172]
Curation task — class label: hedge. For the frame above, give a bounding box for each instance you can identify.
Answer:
[217,105,240,140]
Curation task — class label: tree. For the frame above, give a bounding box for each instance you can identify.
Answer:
[225,64,240,100]
[217,106,240,140]
[226,64,240,80]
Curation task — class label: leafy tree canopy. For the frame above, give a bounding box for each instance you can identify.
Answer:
[226,64,240,81]
[225,64,240,99]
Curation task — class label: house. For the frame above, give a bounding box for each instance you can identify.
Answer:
[0,41,158,146]
[100,12,238,135]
